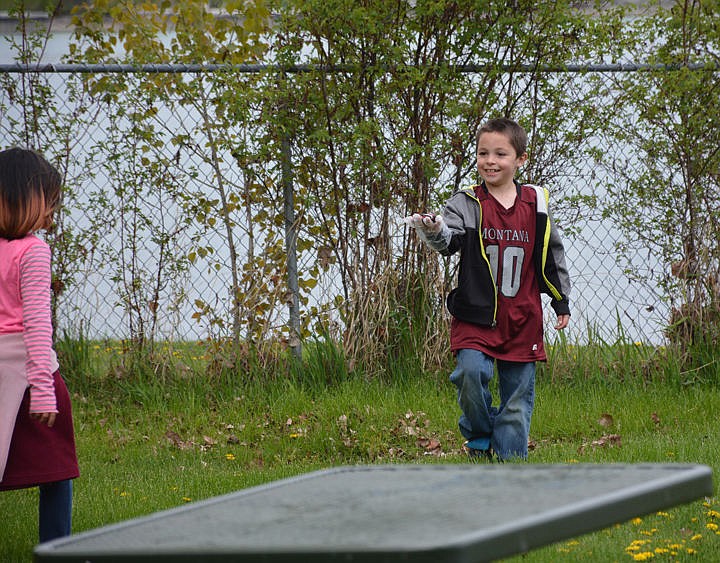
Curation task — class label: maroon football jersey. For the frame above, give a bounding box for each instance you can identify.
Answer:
[450,189,546,361]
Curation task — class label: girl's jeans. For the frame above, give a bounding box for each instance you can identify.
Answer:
[449,349,535,460]
[39,479,73,542]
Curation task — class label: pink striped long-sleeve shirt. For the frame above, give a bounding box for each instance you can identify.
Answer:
[0,235,58,413]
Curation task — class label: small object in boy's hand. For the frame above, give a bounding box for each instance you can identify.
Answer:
[403,212,442,230]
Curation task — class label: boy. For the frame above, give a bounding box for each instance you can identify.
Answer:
[407,117,571,461]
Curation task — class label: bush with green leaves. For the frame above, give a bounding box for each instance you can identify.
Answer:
[2,0,719,374]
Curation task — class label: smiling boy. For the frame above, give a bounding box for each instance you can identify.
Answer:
[406,117,571,461]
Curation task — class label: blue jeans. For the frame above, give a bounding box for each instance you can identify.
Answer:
[39,479,73,542]
[449,349,535,460]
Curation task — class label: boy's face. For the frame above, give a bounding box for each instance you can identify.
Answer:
[476,131,527,190]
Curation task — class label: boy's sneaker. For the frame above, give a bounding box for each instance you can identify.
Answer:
[463,438,493,462]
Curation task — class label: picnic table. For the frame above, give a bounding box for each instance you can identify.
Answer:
[35,463,713,562]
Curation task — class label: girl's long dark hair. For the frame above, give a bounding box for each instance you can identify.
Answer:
[0,148,62,239]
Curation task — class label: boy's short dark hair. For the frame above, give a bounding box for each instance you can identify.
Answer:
[0,147,62,239]
[476,118,528,157]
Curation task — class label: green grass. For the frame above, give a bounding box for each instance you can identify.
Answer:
[2,340,720,562]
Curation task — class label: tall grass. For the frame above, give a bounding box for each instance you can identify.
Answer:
[2,332,719,562]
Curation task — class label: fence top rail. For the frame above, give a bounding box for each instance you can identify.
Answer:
[0,61,716,74]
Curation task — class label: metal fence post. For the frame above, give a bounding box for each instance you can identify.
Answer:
[282,132,302,359]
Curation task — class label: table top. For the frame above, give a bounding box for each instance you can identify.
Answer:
[35,463,713,563]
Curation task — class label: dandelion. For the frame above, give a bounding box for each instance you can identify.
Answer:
[632,552,654,561]
[182,496,192,502]
[686,548,697,554]
[690,534,702,541]
[707,510,720,519]
[119,491,129,497]
[225,453,236,461]
[629,540,650,547]
[654,547,669,554]
[706,523,718,531]
[631,518,643,525]
[656,511,669,517]
[626,540,650,552]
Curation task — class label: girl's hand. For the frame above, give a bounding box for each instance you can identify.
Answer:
[30,411,57,427]
[554,315,570,330]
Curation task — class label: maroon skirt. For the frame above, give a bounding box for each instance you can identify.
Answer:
[0,371,79,490]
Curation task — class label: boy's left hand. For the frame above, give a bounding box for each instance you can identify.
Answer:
[554,315,570,330]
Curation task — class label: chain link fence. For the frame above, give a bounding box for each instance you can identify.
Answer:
[1,61,715,350]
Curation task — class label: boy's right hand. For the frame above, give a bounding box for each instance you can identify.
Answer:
[404,213,444,234]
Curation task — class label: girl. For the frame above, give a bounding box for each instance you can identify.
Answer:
[0,147,79,542]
